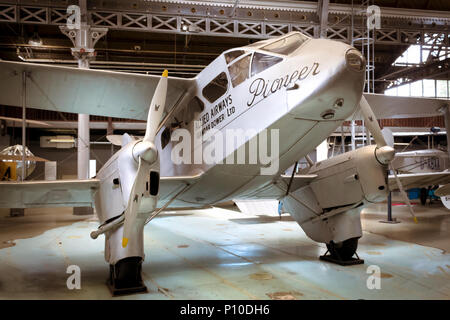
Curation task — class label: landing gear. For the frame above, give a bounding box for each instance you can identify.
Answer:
[107,257,147,296]
[420,188,428,206]
[320,237,364,266]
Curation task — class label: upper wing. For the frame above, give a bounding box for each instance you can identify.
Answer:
[388,172,450,191]
[353,93,449,119]
[0,179,100,208]
[0,60,194,121]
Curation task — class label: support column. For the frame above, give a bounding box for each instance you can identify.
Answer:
[317,0,329,39]
[443,105,450,159]
[351,120,356,150]
[60,1,107,215]
[107,117,114,157]
[77,113,89,180]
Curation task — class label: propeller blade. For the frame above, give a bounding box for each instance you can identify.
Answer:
[359,96,387,148]
[381,128,394,148]
[122,70,168,247]
[144,70,168,143]
[122,158,150,247]
[390,163,418,224]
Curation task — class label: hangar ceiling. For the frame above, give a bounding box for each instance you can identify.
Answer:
[0,0,448,129]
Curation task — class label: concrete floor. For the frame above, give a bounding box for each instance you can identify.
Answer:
[0,202,449,300]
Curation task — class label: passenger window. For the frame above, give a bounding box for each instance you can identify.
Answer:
[188,96,204,113]
[202,72,229,103]
[262,33,309,55]
[161,127,171,149]
[228,54,251,87]
[251,52,283,77]
[225,50,246,64]
[183,96,205,124]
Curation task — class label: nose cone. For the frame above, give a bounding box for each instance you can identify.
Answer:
[345,48,366,72]
[287,39,365,121]
[133,140,158,163]
[375,146,395,165]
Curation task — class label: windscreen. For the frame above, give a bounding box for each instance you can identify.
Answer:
[261,33,309,55]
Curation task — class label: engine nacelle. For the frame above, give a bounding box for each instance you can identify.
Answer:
[94,139,160,264]
[307,145,388,209]
[95,140,160,225]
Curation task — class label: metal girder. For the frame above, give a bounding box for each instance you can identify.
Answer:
[317,0,329,39]
[381,57,450,89]
[0,1,449,46]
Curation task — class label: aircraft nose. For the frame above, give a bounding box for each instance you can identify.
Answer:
[287,40,366,121]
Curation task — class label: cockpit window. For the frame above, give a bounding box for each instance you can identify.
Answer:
[225,50,246,64]
[251,52,283,77]
[228,54,251,87]
[261,33,309,55]
[202,72,229,103]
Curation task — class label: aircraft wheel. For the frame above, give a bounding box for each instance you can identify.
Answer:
[326,237,359,261]
[108,257,146,295]
[420,188,428,206]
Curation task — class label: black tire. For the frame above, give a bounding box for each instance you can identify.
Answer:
[110,256,143,289]
[326,237,359,261]
[420,188,428,206]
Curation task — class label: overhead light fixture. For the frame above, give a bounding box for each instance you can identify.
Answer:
[180,22,200,33]
[28,32,42,47]
[48,138,75,143]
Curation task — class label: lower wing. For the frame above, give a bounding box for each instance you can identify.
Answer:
[388,172,450,191]
[0,179,100,208]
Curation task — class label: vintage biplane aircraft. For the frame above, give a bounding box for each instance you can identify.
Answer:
[0,144,49,181]
[0,31,450,293]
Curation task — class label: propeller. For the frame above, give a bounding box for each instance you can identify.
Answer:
[359,96,418,223]
[122,70,168,248]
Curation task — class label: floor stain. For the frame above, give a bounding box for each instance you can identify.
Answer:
[177,245,189,248]
[370,243,386,246]
[379,273,393,278]
[438,266,449,277]
[158,287,170,295]
[250,272,273,280]
[267,291,303,300]
[366,251,382,255]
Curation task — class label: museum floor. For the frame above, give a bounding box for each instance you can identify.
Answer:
[0,201,449,300]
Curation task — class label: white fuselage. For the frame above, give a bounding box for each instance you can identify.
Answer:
[156,38,365,208]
